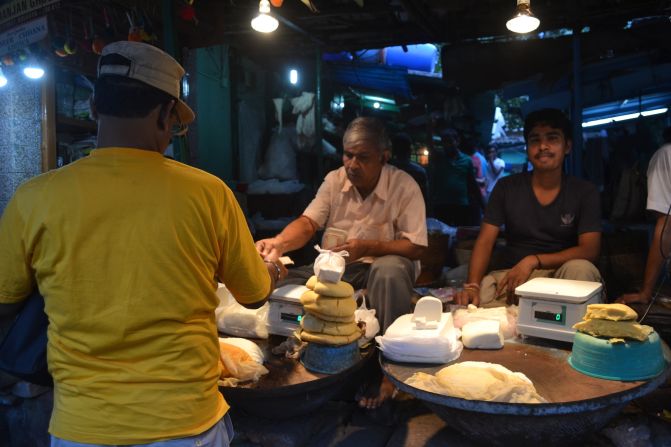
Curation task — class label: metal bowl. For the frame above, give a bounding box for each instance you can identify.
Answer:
[382,337,671,447]
[221,336,374,419]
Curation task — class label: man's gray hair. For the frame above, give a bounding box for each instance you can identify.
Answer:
[343,117,390,152]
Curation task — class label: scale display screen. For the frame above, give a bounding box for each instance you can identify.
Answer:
[534,310,564,324]
[281,312,303,324]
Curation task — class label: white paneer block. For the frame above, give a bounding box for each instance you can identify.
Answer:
[317,265,343,284]
[462,320,504,349]
[412,296,442,329]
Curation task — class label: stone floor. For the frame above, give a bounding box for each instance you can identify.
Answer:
[2,384,670,447]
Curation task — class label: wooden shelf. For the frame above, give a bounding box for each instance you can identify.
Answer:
[57,115,97,133]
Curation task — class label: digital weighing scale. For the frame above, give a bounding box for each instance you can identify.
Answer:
[515,277,603,343]
[267,284,309,337]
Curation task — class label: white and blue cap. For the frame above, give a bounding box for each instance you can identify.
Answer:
[98,41,195,124]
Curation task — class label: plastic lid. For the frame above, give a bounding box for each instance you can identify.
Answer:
[515,277,603,303]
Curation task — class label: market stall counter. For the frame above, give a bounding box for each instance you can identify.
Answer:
[381,336,671,447]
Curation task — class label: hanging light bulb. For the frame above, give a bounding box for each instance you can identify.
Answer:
[506,0,540,34]
[23,65,45,79]
[0,67,7,87]
[22,54,45,79]
[251,0,279,33]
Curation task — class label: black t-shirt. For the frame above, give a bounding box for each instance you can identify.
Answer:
[484,172,601,268]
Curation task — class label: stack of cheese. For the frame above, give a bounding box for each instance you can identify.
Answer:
[569,303,665,381]
[573,303,653,342]
[298,276,362,345]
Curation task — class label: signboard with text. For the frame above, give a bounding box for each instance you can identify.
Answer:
[0,16,48,56]
[0,0,60,32]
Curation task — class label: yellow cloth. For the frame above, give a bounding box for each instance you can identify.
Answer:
[299,329,361,345]
[0,148,270,444]
[300,290,356,319]
[573,319,653,341]
[300,314,360,336]
[305,275,354,297]
[583,303,638,321]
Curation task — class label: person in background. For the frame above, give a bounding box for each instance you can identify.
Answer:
[431,128,482,226]
[464,139,488,201]
[485,144,506,199]
[454,108,602,307]
[617,127,671,305]
[462,139,487,223]
[256,117,427,410]
[390,132,429,206]
[0,41,286,447]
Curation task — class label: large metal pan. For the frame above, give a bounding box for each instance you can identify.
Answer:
[382,337,671,446]
[221,335,375,419]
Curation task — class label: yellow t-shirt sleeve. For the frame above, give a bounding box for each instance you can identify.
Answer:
[216,186,270,305]
[0,193,34,303]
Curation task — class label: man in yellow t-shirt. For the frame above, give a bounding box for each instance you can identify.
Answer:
[0,42,286,446]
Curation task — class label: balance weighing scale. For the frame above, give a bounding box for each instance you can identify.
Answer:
[267,284,309,337]
[515,277,603,343]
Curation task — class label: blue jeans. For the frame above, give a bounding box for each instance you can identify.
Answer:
[50,413,234,447]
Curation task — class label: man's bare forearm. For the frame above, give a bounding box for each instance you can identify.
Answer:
[639,215,668,296]
[365,239,425,260]
[275,215,318,254]
[534,232,601,269]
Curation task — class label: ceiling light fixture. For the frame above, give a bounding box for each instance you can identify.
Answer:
[251,0,279,33]
[506,0,540,34]
[581,108,669,128]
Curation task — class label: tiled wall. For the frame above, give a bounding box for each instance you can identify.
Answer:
[0,75,42,213]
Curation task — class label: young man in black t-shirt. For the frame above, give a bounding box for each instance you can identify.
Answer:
[455,109,602,306]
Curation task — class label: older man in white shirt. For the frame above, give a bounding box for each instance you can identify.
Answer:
[256,117,427,409]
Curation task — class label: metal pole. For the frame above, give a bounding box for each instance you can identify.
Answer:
[315,47,323,186]
[571,30,583,177]
[161,0,185,162]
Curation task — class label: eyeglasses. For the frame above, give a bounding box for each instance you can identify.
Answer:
[170,110,189,137]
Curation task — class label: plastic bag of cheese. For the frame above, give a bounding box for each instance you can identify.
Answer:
[313,245,348,283]
[218,338,268,387]
[215,283,269,339]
